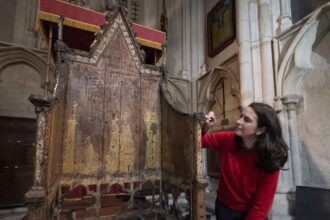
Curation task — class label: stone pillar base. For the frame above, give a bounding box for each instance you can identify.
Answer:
[23,187,46,220]
[271,192,295,220]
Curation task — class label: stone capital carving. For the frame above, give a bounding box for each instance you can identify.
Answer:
[28,94,51,108]
[273,96,284,112]
[281,94,303,111]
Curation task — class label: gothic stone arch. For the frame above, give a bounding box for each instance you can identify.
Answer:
[277,3,330,186]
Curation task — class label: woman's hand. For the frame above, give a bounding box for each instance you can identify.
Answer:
[197,111,216,134]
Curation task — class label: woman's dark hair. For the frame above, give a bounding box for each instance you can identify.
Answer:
[236,102,288,172]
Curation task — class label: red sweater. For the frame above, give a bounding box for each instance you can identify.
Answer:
[202,131,279,220]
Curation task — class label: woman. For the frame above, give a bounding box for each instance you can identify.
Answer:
[199,102,288,220]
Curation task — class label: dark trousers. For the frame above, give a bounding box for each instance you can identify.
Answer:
[215,200,246,220]
[215,200,268,220]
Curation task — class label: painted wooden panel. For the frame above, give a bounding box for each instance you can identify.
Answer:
[161,97,194,182]
[104,73,140,176]
[47,99,65,188]
[140,75,161,173]
[103,30,141,178]
[62,63,104,179]
[62,27,162,185]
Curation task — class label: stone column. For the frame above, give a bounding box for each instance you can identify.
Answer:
[250,2,263,102]
[190,0,205,79]
[271,97,295,220]
[190,0,206,113]
[281,94,303,186]
[24,0,38,47]
[237,0,254,107]
[258,0,275,105]
[278,0,292,33]
[197,0,206,78]
[24,94,51,220]
[182,0,191,80]
[274,96,293,190]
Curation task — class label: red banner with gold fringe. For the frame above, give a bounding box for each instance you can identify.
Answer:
[39,0,165,50]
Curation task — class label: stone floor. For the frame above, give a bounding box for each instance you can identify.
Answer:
[0,206,216,220]
[0,207,27,220]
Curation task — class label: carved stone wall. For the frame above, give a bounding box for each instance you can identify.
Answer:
[277,3,330,187]
[272,3,330,219]
[0,47,51,118]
